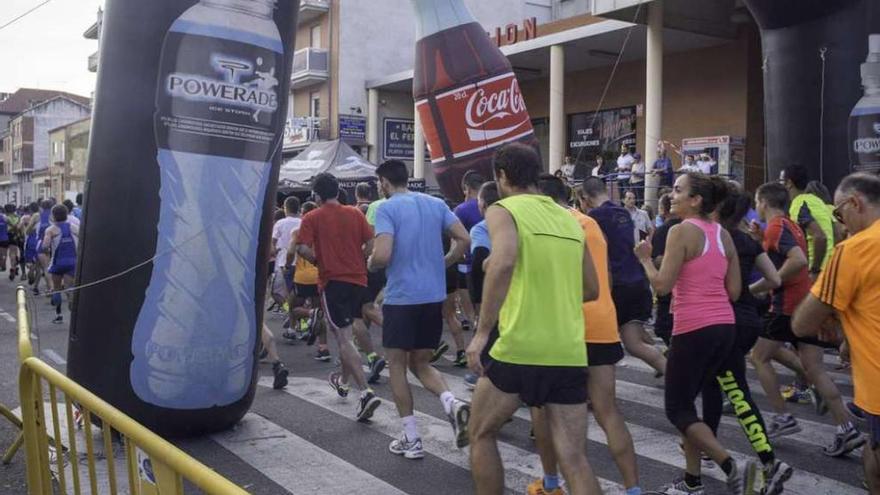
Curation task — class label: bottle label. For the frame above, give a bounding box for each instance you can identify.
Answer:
[849,107,880,173]
[155,31,282,161]
[416,72,534,164]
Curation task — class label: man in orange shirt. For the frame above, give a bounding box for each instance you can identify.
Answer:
[528,175,641,495]
[793,172,879,492]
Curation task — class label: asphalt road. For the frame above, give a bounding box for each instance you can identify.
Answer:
[0,278,867,494]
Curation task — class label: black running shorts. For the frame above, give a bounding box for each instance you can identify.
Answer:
[382,302,443,350]
[611,281,653,327]
[485,360,588,407]
[586,342,624,367]
[762,313,837,349]
[294,283,318,299]
[321,280,366,329]
[365,269,386,303]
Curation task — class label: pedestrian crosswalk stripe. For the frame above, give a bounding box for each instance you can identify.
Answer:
[256,376,626,494]
[356,363,862,494]
[211,412,407,495]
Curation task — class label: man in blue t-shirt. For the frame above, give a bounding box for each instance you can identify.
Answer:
[368,160,472,459]
[651,141,674,188]
[579,177,667,377]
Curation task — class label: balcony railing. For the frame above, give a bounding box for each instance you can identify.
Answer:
[88,52,98,73]
[299,0,329,25]
[291,48,329,89]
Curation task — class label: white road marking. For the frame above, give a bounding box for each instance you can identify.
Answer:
[213,412,406,495]
[42,348,67,365]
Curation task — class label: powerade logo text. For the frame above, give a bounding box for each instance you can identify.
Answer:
[165,55,279,116]
[854,121,880,154]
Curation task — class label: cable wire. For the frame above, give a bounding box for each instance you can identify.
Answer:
[0,0,53,32]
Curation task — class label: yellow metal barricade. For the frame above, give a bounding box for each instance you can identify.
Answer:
[16,286,249,494]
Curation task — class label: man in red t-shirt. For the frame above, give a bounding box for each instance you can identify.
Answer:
[296,173,381,422]
[749,182,858,456]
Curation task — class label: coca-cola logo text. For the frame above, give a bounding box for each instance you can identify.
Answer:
[465,79,526,129]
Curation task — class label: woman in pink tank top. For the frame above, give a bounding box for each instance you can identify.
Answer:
[634,173,758,495]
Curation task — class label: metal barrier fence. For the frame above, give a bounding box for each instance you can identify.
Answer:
[16,286,250,495]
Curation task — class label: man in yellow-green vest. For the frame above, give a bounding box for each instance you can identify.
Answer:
[781,165,835,278]
[465,143,601,495]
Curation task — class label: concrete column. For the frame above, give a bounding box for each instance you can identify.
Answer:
[413,102,425,179]
[549,44,565,173]
[367,88,379,163]
[644,0,664,206]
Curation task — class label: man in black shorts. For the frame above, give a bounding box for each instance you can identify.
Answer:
[579,177,667,377]
[466,144,601,494]
[368,160,471,459]
[296,173,381,423]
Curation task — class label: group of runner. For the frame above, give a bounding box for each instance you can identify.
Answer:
[0,196,82,323]
[267,143,877,495]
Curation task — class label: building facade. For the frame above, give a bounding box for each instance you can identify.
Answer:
[47,118,91,201]
[283,0,547,158]
[362,0,767,193]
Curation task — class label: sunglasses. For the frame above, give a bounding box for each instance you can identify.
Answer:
[832,196,854,224]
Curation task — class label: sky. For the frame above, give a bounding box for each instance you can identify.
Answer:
[0,0,103,98]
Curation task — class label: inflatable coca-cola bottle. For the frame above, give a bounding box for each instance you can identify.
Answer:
[411,0,540,201]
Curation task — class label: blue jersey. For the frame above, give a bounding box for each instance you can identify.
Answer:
[0,214,8,242]
[50,222,77,268]
[37,210,51,240]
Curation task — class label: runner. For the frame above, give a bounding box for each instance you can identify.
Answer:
[580,177,667,377]
[368,159,471,458]
[21,206,37,286]
[748,182,861,456]
[5,205,22,281]
[453,171,484,330]
[271,197,301,316]
[635,172,758,495]
[537,174,641,495]
[433,227,468,367]
[651,193,681,347]
[30,200,53,295]
[0,206,9,273]
[780,165,835,278]
[793,172,880,492]
[285,201,330,361]
[41,204,78,324]
[466,144,602,495]
[295,173,381,422]
[355,182,373,214]
[463,181,500,390]
[711,188,793,494]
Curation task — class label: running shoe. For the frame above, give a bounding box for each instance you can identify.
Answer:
[7,268,14,281]
[782,383,811,404]
[367,357,386,384]
[258,345,269,362]
[266,302,278,313]
[430,341,450,363]
[461,319,472,332]
[761,459,793,495]
[448,399,471,449]
[282,317,291,330]
[767,414,801,439]
[389,435,424,460]
[356,390,381,422]
[727,459,758,495]
[328,372,349,398]
[453,350,467,368]
[281,330,299,342]
[27,270,35,286]
[464,372,478,391]
[52,315,63,324]
[822,426,866,457]
[32,287,39,296]
[808,386,829,416]
[314,349,331,362]
[272,362,289,390]
[526,478,564,495]
[657,478,705,494]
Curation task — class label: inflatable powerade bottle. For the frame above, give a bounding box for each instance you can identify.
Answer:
[410,0,540,202]
[68,0,298,437]
[850,34,880,173]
